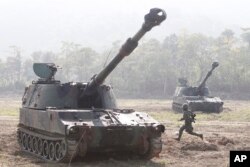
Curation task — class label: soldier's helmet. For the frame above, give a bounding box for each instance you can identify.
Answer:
[182,104,188,111]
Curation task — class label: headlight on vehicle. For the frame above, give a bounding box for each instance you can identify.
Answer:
[69,126,79,134]
[154,124,165,133]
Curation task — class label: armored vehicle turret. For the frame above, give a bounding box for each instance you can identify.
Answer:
[172,62,223,113]
[17,8,166,162]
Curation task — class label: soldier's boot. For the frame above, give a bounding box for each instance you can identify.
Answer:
[199,134,203,140]
[174,137,180,141]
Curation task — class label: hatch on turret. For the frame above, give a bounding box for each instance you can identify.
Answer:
[33,63,60,84]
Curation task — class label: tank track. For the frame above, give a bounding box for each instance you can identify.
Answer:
[141,137,163,159]
[17,127,78,163]
[17,127,163,161]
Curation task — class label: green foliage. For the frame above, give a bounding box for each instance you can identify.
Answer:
[241,32,250,47]
[0,30,250,98]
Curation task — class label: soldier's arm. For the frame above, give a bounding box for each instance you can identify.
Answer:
[179,112,186,121]
[179,117,184,121]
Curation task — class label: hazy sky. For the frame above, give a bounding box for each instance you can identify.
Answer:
[0,0,249,59]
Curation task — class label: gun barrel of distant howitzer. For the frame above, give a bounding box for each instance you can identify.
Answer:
[197,62,219,90]
[86,8,166,90]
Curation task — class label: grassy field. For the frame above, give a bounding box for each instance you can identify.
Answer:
[0,98,20,116]
[1,98,250,122]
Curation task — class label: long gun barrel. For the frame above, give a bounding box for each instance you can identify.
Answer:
[86,8,166,91]
[197,62,219,92]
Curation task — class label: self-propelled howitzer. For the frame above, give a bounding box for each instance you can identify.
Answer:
[18,8,166,162]
[172,62,223,113]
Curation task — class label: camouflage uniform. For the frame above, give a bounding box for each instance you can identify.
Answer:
[176,104,203,141]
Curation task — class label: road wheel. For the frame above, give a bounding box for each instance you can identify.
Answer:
[55,142,63,161]
[33,137,38,154]
[37,138,43,155]
[43,140,49,159]
[22,133,28,150]
[27,135,32,151]
[61,140,67,158]
[49,142,55,161]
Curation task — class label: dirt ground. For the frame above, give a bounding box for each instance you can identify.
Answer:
[0,99,249,167]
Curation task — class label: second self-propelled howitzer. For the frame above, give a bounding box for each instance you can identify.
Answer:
[18,8,167,162]
[172,62,223,113]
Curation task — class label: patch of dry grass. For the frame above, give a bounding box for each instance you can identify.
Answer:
[0,98,20,116]
[0,98,249,123]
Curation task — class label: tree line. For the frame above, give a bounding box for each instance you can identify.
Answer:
[1,29,250,99]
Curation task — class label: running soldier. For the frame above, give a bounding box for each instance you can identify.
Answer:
[175,104,203,141]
